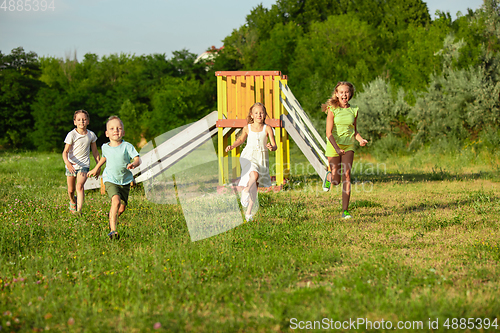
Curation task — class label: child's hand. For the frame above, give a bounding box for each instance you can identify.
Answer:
[359,139,368,147]
[225,145,233,153]
[66,163,76,174]
[266,143,277,151]
[91,167,101,178]
[127,163,136,170]
[336,149,346,156]
[87,169,97,178]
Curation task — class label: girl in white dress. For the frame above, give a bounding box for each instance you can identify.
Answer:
[225,103,277,221]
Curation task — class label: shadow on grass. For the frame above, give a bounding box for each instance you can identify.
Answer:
[289,168,499,186]
[286,170,499,225]
[357,169,500,183]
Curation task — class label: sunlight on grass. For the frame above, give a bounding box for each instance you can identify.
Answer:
[0,150,499,331]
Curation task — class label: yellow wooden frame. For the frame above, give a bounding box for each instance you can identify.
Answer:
[216,71,289,187]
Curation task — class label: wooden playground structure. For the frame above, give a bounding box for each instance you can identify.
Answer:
[215,71,289,190]
[84,71,328,193]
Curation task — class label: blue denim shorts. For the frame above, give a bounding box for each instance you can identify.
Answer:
[65,167,89,177]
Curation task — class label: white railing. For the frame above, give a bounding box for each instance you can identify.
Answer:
[279,81,328,179]
[84,111,223,190]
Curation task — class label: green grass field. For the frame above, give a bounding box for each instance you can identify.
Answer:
[0,147,499,332]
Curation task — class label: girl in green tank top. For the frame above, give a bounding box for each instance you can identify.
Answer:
[322,81,368,219]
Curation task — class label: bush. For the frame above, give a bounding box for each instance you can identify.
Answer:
[479,126,500,152]
[367,133,408,161]
[354,78,412,142]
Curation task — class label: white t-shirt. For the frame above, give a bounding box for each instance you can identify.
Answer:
[64,129,97,169]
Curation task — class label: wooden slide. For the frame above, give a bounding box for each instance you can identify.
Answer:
[84,82,328,191]
[84,111,224,190]
[279,81,328,181]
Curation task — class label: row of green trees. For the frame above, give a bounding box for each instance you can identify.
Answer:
[0,49,218,150]
[1,0,499,153]
[219,0,500,154]
[354,0,500,155]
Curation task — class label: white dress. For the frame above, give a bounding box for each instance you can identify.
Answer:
[238,124,272,188]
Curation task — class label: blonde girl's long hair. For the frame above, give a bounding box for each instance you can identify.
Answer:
[321,81,355,113]
[246,102,269,124]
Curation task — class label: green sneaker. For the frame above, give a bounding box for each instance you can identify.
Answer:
[322,171,332,192]
[341,210,352,219]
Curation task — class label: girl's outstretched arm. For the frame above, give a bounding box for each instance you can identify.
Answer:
[266,126,277,151]
[90,141,101,174]
[91,141,100,164]
[353,116,368,146]
[326,110,345,155]
[62,143,76,174]
[225,127,248,152]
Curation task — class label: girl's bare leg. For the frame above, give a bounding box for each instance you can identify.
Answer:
[328,156,342,186]
[245,171,258,216]
[75,172,87,212]
[67,176,77,204]
[341,151,354,211]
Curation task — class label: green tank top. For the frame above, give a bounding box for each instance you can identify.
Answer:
[328,105,358,145]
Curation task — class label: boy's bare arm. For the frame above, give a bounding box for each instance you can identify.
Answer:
[127,156,141,170]
[88,157,106,178]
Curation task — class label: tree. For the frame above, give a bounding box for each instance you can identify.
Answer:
[289,14,380,114]
[31,87,72,151]
[0,47,43,148]
[145,76,210,140]
[118,99,149,147]
[255,22,303,74]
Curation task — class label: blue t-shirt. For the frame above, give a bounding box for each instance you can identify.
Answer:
[102,141,139,185]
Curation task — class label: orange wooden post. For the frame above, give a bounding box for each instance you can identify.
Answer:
[100,177,106,195]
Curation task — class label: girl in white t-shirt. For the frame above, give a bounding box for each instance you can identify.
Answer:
[62,110,101,214]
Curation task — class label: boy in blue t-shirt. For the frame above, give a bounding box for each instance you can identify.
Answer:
[88,116,141,240]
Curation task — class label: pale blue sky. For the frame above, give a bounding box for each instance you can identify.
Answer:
[0,0,484,60]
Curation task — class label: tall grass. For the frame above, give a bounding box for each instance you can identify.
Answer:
[0,149,499,332]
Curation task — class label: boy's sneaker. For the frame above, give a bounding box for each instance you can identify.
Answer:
[341,211,352,219]
[322,171,331,192]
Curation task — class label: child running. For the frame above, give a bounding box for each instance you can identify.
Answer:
[62,110,100,214]
[322,81,368,219]
[225,103,277,222]
[88,116,141,240]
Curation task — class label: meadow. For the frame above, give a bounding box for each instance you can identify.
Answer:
[0,146,499,332]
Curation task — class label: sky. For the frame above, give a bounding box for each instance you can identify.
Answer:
[0,0,485,60]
